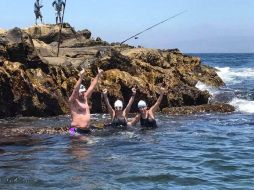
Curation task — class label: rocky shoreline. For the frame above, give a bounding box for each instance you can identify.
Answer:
[0,23,234,119]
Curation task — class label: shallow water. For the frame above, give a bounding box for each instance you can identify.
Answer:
[1,53,254,189]
[0,113,254,189]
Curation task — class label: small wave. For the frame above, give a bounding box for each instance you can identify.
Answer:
[230,98,254,113]
[196,82,254,113]
[215,67,254,83]
[195,81,217,95]
[196,82,235,103]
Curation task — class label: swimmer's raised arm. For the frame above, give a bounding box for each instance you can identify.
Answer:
[85,68,104,99]
[69,68,85,102]
[102,88,114,118]
[124,87,136,116]
[150,87,166,114]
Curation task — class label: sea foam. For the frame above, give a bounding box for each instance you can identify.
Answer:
[215,67,254,83]
[230,98,254,114]
[196,81,254,114]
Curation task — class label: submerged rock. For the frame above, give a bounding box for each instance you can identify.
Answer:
[0,23,233,118]
[210,90,236,104]
[162,103,235,115]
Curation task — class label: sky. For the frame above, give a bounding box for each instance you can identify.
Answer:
[0,0,253,53]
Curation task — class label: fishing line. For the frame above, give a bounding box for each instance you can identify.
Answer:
[120,10,187,45]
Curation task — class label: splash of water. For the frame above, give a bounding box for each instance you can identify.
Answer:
[230,98,254,114]
[215,67,254,83]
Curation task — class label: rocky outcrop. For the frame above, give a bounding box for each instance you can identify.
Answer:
[0,27,74,117]
[0,23,233,118]
[24,23,78,44]
[162,103,235,115]
[24,23,108,48]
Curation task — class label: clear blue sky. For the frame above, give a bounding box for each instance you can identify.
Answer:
[0,0,253,53]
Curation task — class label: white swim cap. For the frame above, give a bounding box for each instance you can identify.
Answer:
[114,100,123,108]
[138,100,147,108]
[79,84,86,93]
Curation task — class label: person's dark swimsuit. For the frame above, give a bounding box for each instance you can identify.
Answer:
[140,117,157,129]
[70,128,91,135]
[105,117,128,129]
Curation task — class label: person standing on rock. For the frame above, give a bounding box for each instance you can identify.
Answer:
[52,0,65,24]
[102,87,136,129]
[128,87,166,129]
[69,68,104,135]
[34,0,43,25]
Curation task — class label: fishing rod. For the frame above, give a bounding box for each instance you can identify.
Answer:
[41,0,44,24]
[57,0,67,57]
[120,10,187,45]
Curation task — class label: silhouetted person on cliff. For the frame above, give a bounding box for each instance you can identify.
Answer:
[128,87,166,129]
[52,0,65,24]
[34,0,43,25]
[69,68,104,135]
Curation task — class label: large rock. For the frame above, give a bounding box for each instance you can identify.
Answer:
[0,60,70,117]
[0,27,49,71]
[32,39,56,57]
[0,27,76,118]
[0,24,233,118]
[77,29,91,39]
[24,23,78,44]
[93,48,214,111]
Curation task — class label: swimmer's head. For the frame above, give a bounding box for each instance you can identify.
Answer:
[138,100,147,109]
[114,100,123,110]
[138,100,147,114]
[79,84,86,94]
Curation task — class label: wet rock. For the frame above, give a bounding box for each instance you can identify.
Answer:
[0,135,42,146]
[210,90,235,104]
[162,103,235,115]
[0,58,77,118]
[198,65,224,87]
[0,148,4,154]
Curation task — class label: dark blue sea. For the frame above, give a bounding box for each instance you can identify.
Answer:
[0,53,254,190]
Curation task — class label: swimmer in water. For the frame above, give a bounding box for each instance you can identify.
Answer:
[102,87,136,129]
[69,67,104,135]
[128,86,166,129]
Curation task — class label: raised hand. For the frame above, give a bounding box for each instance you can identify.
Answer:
[160,86,166,95]
[132,87,136,96]
[102,88,108,95]
[97,67,104,77]
[79,68,85,77]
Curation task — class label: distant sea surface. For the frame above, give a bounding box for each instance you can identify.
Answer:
[0,53,254,189]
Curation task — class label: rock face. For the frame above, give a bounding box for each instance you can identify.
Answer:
[0,23,233,118]
[24,23,78,44]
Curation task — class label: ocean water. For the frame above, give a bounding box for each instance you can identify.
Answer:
[0,53,254,190]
